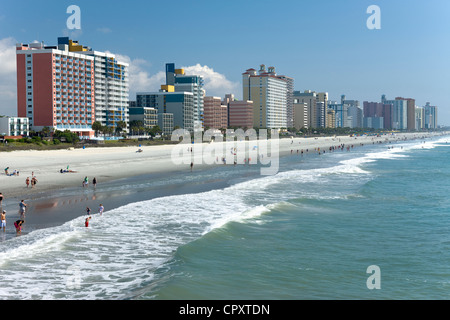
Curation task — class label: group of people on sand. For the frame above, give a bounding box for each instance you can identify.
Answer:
[0,197,28,235]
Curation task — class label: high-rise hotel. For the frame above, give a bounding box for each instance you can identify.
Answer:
[16,37,129,137]
[242,65,292,129]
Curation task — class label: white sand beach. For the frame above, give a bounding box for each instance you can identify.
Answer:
[0,132,440,199]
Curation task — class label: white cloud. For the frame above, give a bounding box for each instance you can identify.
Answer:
[182,64,240,98]
[109,54,240,100]
[0,37,17,116]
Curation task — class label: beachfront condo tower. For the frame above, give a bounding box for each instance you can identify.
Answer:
[223,94,254,129]
[61,38,130,133]
[423,102,438,129]
[15,37,129,137]
[203,96,228,130]
[136,90,194,135]
[242,65,290,129]
[16,40,96,137]
[165,63,204,132]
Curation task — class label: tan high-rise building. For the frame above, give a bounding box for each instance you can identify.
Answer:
[293,90,316,128]
[293,102,308,131]
[327,109,336,128]
[415,106,425,130]
[242,65,289,129]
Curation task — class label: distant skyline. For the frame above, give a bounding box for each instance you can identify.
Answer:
[1,0,449,125]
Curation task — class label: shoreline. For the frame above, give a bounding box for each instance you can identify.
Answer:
[1,132,441,198]
[0,132,445,240]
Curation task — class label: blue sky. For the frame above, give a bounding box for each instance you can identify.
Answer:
[1,0,449,124]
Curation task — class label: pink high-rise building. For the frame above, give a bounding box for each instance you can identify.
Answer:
[223,94,253,129]
[16,41,95,137]
[204,96,228,130]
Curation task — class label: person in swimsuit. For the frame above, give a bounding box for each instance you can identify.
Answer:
[85,217,91,228]
[98,204,104,216]
[1,210,6,232]
[14,220,24,234]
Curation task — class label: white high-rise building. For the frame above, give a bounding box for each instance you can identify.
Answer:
[82,51,129,131]
[65,37,129,132]
[423,102,438,129]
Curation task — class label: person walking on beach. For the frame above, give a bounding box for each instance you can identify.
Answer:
[83,176,89,188]
[1,210,6,232]
[98,204,104,216]
[26,177,30,188]
[0,193,3,206]
[19,200,27,219]
[93,177,97,188]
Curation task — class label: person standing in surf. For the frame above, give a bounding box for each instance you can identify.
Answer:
[19,200,27,220]
[1,210,6,232]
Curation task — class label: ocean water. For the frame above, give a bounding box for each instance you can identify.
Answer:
[1,135,449,300]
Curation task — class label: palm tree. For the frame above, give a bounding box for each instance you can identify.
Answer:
[115,121,127,136]
[92,121,103,137]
